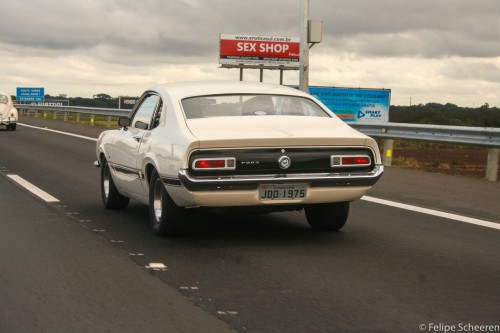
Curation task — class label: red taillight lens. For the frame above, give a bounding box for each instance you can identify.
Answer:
[342,156,370,165]
[193,158,236,170]
[194,160,211,169]
[194,160,224,169]
[331,155,371,167]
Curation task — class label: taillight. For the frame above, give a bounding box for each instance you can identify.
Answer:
[192,157,236,170]
[331,155,371,168]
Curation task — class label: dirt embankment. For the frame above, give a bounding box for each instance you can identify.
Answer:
[391,142,499,181]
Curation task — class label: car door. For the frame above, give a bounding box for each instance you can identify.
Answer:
[108,93,161,197]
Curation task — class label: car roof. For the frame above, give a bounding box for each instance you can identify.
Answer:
[149,81,312,100]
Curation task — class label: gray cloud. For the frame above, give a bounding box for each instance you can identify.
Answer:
[1,0,498,60]
[439,60,500,83]
[0,0,499,105]
[317,0,500,58]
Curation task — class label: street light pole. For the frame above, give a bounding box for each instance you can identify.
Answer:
[299,0,309,93]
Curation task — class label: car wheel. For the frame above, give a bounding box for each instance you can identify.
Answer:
[10,124,16,131]
[305,202,350,231]
[149,169,188,236]
[101,158,129,209]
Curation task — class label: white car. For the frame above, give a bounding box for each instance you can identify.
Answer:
[0,93,18,131]
[95,81,383,235]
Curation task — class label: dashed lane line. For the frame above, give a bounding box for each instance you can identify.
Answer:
[7,174,60,203]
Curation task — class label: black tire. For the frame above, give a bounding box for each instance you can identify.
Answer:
[305,202,350,231]
[10,124,16,131]
[101,158,129,209]
[149,169,187,236]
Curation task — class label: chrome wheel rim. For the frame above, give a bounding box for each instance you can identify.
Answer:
[103,165,110,198]
[153,179,163,223]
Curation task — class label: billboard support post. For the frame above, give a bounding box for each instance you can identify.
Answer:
[299,0,310,93]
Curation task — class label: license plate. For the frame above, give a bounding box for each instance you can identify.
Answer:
[259,184,307,201]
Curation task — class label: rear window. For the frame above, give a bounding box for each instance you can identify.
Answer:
[0,95,8,104]
[181,94,330,119]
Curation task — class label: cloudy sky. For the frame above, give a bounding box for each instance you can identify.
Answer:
[1,0,499,107]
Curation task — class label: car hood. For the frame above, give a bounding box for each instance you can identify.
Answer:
[185,116,369,148]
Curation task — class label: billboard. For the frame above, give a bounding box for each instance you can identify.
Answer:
[28,100,69,106]
[219,34,300,67]
[119,96,139,110]
[16,87,45,102]
[309,87,391,123]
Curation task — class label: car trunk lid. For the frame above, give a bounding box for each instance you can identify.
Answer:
[185,116,368,148]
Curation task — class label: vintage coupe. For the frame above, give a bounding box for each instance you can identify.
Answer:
[0,93,18,131]
[95,81,383,235]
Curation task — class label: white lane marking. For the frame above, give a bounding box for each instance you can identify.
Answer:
[18,123,98,142]
[145,263,168,271]
[362,195,500,230]
[7,174,60,203]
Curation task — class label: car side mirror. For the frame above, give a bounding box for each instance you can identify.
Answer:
[134,121,149,130]
[118,117,131,128]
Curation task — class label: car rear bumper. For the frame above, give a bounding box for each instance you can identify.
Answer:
[164,165,383,207]
[0,117,16,125]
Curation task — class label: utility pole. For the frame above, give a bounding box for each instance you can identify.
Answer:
[299,0,309,93]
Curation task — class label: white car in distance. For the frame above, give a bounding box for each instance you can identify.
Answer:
[95,81,383,236]
[0,93,18,131]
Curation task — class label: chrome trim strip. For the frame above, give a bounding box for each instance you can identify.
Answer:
[178,165,384,191]
[109,163,145,180]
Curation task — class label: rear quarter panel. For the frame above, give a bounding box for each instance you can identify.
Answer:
[152,95,199,178]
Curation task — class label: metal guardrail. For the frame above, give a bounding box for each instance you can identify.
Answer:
[350,123,500,181]
[350,123,500,148]
[15,104,130,118]
[15,104,500,181]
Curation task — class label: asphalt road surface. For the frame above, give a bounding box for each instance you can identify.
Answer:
[0,117,499,333]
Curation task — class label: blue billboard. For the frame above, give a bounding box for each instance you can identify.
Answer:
[16,87,45,102]
[309,87,390,123]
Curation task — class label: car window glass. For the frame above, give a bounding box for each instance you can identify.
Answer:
[182,94,330,119]
[0,95,8,104]
[151,101,163,129]
[132,94,160,129]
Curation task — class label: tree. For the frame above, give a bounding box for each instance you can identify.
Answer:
[93,93,112,99]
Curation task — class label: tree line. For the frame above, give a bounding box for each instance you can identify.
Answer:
[390,103,499,127]
[46,94,120,108]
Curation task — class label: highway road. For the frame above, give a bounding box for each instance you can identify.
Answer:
[1,117,499,332]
